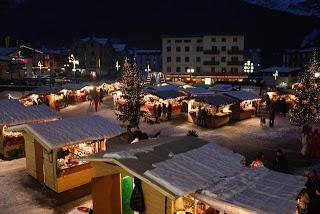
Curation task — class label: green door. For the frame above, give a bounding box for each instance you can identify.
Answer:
[122,175,134,214]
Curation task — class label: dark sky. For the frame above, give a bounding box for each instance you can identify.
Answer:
[0,0,319,48]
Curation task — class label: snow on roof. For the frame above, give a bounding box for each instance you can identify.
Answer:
[167,81,188,86]
[196,94,235,106]
[181,87,212,95]
[151,90,185,99]
[83,136,305,214]
[0,99,61,126]
[153,84,178,91]
[23,115,124,150]
[0,47,16,56]
[112,43,126,52]
[80,37,109,46]
[224,91,260,101]
[25,86,63,96]
[211,84,235,92]
[259,67,302,73]
[195,167,306,214]
[61,83,86,90]
[286,47,320,53]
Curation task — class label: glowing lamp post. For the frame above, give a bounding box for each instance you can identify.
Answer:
[116,61,120,71]
[187,68,195,82]
[244,60,254,73]
[38,61,43,77]
[273,70,279,80]
[68,54,79,72]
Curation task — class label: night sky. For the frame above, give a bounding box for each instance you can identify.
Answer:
[0,0,319,49]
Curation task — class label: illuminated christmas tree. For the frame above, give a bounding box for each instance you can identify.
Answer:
[119,59,144,127]
[289,57,320,126]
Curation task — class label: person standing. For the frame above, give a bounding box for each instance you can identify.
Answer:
[269,106,276,127]
[167,102,172,121]
[295,188,310,214]
[310,129,319,159]
[301,128,310,156]
[162,103,167,120]
[99,88,104,104]
[250,152,265,168]
[154,104,158,122]
[272,149,288,173]
[309,185,320,214]
[93,95,99,112]
[157,104,162,122]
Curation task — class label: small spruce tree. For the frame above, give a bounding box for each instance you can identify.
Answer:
[119,59,144,127]
[289,57,320,126]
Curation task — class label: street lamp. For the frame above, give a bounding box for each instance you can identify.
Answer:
[273,70,279,80]
[116,61,120,71]
[244,60,254,73]
[187,68,195,82]
[38,61,43,77]
[68,54,79,72]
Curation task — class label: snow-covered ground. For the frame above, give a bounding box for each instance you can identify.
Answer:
[0,95,319,213]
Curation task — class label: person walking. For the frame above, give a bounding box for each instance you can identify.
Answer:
[272,149,288,173]
[167,102,172,121]
[301,128,310,156]
[269,106,276,127]
[310,129,319,159]
[162,103,167,120]
[157,104,162,122]
[99,88,104,104]
[250,152,265,168]
[93,95,99,112]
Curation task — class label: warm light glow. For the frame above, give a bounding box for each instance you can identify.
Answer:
[273,70,279,80]
[204,77,211,85]
[69,54,79,71]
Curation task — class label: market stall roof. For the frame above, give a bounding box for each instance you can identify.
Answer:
[180,87,213,95]
[259,66,302,73]
[82,136,306,214]
[149,84,178,91]
[210,84,235,92]
[0,99,61,126]
[167,81,188,86]
[151,90,185,99]
[61,83,86,90]
[196,94,235,106]
[24,86,63,96]
[12,115,124,151]
[276,87,297,95]
[224,91,260,101]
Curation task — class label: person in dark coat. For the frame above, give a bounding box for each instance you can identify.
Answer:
[99,88,104,104]
[269,106,276,127]
[280,98,287,117]
[306,170,320,200]
[167,102,172,120]
[130,178,145,213]
[309,185,320,214]
[157,104,162,121]
[162,103,167,120]
[272,149,288,173]
[154,104,158,121]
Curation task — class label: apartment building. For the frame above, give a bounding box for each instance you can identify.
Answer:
[162,35,246,83]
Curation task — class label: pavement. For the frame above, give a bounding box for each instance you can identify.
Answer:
[0,95,319,213]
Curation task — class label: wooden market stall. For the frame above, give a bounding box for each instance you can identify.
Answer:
[266,87,297,109]
[224,91,261,121]
[10,115,124,193]
[188,94,235,128]
[60,83,88,103]
[82,136,306,214]
[143,90,186,118]
[0,99,61,159]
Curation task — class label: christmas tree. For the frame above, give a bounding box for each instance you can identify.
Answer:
[119,59,144,127]
[289,57,320,126]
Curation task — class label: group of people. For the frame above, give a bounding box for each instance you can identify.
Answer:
[249,150,288,173]
[88,88,104,112]
[153,102,172,122]
[197,106,208,127]
[264,96,289,127]
[295,170,320,214]
[301,126,319,159]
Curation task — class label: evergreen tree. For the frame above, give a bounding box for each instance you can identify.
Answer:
[119,59,144,127]
[289,58,320,126]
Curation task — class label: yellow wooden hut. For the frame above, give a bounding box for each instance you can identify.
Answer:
[10,115,124,193]
[0,99,61,159]
[83,136,306,214]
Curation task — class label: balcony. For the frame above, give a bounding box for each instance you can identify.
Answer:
[203,50,220,55]
[228,50,245,55]
[203,61,220,66]
[227,61,244,66]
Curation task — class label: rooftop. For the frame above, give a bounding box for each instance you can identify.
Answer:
[224,90,260,101]
[259,67,303,73]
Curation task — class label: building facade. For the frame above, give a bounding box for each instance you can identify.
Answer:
[162,35,246,83]
[283,47,320,68]
[72,37,127,78]
[133,49,162,75]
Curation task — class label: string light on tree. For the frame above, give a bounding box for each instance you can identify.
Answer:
[289,57,320,126]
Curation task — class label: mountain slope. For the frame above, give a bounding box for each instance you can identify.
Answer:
[243,0,320,17]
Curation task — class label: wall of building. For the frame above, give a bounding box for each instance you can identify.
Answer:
[162,35,245,75]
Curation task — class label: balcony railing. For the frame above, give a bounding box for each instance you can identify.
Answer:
[203,50,220,55]
[227,61,244,66]
[203,61,220,65]
[228,50,245,55]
